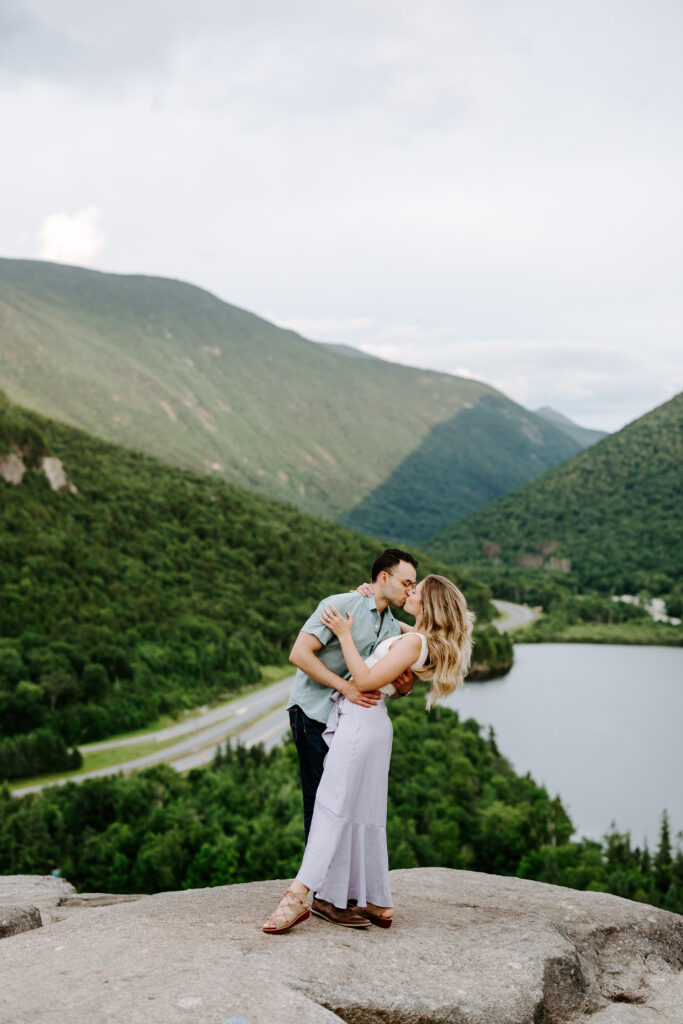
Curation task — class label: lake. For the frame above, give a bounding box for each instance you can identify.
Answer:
[444,643,682,848]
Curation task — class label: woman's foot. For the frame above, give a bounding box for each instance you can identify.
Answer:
[262,887,310,933]
[358,902,394,928]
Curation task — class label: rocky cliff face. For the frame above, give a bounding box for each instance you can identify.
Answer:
[2,869,682,1024]
[0,449,77,492]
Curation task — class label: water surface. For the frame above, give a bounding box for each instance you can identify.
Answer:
[444,643,682,847]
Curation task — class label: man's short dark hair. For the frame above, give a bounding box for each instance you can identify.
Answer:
[371,548,418,582]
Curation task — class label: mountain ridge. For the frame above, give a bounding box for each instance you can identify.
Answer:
[342,393,581,544]
[534,405,608,448]
[0,257,580,526]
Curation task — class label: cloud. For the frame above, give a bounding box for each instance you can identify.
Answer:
[38,205,106,266]
[425,338,683,430]
[2,1,681,435]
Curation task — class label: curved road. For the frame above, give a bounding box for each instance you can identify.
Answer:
[491,599,539,632]
[13,678,295,796]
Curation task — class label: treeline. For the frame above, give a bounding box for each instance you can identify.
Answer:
[0,728,82,781]
[1,701,680,914]
[0,393,505,780]
[465,624,515,677]
[518,816,680,911]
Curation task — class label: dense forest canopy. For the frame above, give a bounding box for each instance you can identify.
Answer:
[343,394,580,544]
[0,394,508,779]
[427,393,683,613]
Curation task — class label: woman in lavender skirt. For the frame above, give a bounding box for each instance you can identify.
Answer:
[263,574,474,933]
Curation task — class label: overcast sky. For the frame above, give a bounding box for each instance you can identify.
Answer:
[2,0,682,430]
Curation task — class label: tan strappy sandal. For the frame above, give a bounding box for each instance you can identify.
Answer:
[262,888,310,934]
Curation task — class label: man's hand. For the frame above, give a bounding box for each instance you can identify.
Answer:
[390,668,415,698]
[337,678,382,707]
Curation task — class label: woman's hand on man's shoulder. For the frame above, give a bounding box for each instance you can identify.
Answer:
[320,603,353,637]
[352,581,374,597]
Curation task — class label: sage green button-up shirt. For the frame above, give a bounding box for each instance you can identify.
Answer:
[287,591,401,725]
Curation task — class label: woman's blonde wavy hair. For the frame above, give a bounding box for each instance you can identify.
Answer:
[412,574,475,709]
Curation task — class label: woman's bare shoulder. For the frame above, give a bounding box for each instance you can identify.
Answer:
[391,632,423,653]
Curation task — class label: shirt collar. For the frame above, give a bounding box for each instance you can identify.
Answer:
[364,593,395,619]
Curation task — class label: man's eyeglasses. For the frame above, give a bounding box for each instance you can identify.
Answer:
[385,571,417,592]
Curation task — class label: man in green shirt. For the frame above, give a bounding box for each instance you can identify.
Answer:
[287,548,418,853]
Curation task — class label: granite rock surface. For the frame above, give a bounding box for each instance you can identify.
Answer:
[2,868,681,1024]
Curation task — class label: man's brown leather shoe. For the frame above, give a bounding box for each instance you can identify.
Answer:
[311,898,370,928]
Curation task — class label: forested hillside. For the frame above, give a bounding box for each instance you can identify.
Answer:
[0,394,508,780]
[343,394,579,543]
[0,258,579,526]
[427,393,683,609]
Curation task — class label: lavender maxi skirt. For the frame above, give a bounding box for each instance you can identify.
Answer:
[295,693,394,909]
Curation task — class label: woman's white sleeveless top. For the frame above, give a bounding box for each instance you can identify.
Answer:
[365,633,429,696]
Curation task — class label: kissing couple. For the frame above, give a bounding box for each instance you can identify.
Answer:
[262,548,474,933]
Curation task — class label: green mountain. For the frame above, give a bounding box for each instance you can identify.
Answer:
[0,258,579,527]
[534,406,607,448]
[0,393,508,780]
[342,394,580,544]
[426,393,683,597]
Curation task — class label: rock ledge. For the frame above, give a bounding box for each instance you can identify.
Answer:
[2,868,682,1024]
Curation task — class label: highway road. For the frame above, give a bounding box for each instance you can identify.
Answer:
[170,703,293,771]
[13,678,295,796]
[81,678,293,753]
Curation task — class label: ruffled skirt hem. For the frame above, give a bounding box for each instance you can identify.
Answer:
[296,799,393,909]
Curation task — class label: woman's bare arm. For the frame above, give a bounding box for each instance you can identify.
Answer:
[320,605,422,691]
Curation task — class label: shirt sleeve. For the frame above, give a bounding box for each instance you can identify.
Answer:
[301,592,357,645]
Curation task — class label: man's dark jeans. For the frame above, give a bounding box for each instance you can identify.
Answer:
[289,705,327,844]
